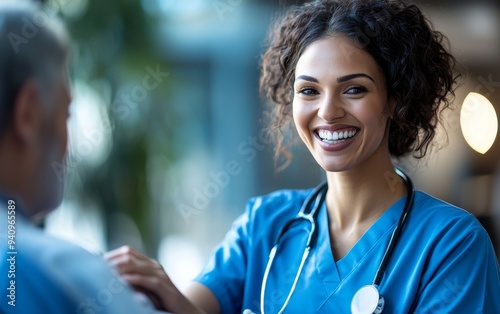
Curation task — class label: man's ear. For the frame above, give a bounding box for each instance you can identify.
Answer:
[12,79,44,144]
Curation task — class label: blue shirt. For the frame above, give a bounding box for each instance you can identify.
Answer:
[195,189,500,313]
[0,197,153,314]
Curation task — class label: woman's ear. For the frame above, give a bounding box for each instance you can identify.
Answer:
[12,79,44,145]
[387,98,397,119]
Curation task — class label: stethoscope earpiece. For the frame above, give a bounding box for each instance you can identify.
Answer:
[351,285,385,314]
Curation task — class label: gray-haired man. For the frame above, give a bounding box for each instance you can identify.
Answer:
[0,2,152,313]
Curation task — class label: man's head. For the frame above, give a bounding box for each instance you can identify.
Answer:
[0,1,71,218]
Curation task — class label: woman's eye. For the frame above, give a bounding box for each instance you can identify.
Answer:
[345,86,368,95]
[297,88,319,96]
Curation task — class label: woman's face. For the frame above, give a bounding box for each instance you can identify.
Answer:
[293,35,391,173]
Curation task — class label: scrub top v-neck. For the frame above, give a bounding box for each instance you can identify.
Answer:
[278,195,406,312]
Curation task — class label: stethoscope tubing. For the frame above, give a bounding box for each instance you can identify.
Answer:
[274,182,327,248]
[260,183,327,314]
[373,168,415,286]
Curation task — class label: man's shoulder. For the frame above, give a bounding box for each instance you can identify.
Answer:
[16,216,103,270]
[1,216,149,313]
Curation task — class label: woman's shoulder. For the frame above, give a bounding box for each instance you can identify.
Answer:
[413,191,477,218]
[410,190,486,237]
[248,187,313,208]
[242,187,317,230]
[246,187,315,214]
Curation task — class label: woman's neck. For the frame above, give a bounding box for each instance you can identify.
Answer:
[325,159,407,232]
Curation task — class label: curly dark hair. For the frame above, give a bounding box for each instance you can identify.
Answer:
[260,0,458,163]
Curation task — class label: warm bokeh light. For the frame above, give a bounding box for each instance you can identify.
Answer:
[460,92,498,154]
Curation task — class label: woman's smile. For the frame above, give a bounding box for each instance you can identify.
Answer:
[314,126,359,151]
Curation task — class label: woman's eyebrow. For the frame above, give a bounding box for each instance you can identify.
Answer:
[295,73,375,84]
[295,75,319,83]
[337,73,374,83]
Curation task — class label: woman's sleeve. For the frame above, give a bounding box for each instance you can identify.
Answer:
[412,217,500,313]
[193,198,256,314]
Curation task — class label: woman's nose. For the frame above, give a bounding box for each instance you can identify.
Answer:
[317,95,345,122]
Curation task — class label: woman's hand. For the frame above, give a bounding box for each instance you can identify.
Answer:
[104,245,204,313]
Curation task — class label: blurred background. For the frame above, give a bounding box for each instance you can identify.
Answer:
[36,0,499,289]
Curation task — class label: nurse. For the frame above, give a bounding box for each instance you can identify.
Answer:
[106,0,500,313]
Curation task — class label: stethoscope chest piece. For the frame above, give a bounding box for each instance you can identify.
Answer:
[350,285,385,314]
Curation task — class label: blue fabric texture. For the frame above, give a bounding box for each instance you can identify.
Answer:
[195,189,500,314]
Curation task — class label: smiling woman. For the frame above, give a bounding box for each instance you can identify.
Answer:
[260,1,457,163]
[104,1,500,313]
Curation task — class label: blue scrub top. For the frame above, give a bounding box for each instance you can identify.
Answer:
[195,189,500,313]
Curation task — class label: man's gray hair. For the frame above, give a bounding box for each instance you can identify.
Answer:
[0,0,69,136]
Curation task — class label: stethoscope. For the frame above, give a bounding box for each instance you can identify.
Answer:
[259,168,415,314]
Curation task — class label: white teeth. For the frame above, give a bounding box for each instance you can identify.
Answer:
[318,129,357,143]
